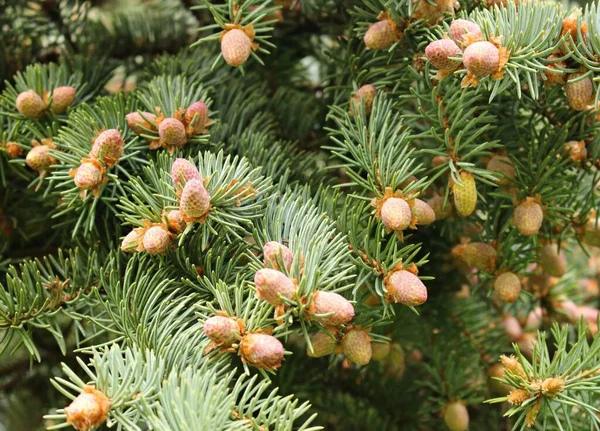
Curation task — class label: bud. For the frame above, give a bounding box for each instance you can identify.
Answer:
[64,385,110,431]
[341,328,372,365]
[451,242,496,272]
[425,39,462,71]
[90,129,124,167]
[371,342,391,361]
[449,19,482,47]
[500,354,526,378]
[3,142,22,158]
[263,241,294,271]
[463,41,500,77]
[307,330,338,358]
[565,72,593,111]
[73,161,103,190]
[543,54,567,86]
[349,84,377,116]
[541,377,565,397]
[120,229,142,253]
[539,243,567,277]
[501,314,523,341]
[451,171,477,217]
[50,86,76,114]
[170,158,201,191]
[158,118,187,149]
[126,111,156,134]
[254,268,295,305]
[487,155,515,185]
[564,140,587,163]
[508,389,530,405]
[411,198,436,225]
[524,307,543,331]
[221,29,252,67]
[582,217,600,247]
[239,333,284,370]
[166,210,186,233]
[142,226,171,255]
[380,197,412,231]
[385,270,428,306]
[309,290,355,326]
[513,198,543,236]
[180,179,211,218]
[494,272,521,303]
[185,101,210,133]
[427,194,453,220]
[443,402,469,431]
[16,89,45,119]
[364,20,398,50]
[26,144,56,172]
[203,315,241,346]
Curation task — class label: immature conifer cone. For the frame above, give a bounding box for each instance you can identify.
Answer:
[221,29,252,67]
[427,194,453,220]
[180,179,211,218]
[371,342,391,361]
[126,112,156,134]
[50,86,76,113]
[26,145,56,172]
[350,84,377,116]
[166,210,186,234]
[142,226,171,255]
[451,171,477,217]
[494,272,521,303]
[309,291,355,326]
[15,89,45,119]
[203,315,240,346]
[263,241,294,271]
[254,268,295,305]
[307,330,338,358]
[364,20,397,50]
[539,243,567,277]
[565,73,593,111]
[582,218,600,247]
[501,315,523,341]
[513,198,543,236]
[120,229,142,253]
[449,19,482,47]
[64,386,110,431]
[564,140,587,162]
[463,41,499,77]
[239,333,285,370]
[425,39,462,71]
[487,363,512,395]
[341,328,372,365]
[384,343,407,379]
[443,402,469,431]
[451,242,496,272]
[73,161,103,190]
[159,118,187,149]
[386,270,428,306]
[381,197,412,231]
[487,155,515,185]
[3,142,22,158]
[185,101,210,133]
[411,199,436,225]
[90,129,124,167]
[170,158,201,191]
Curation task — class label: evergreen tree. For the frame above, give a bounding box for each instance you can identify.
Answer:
[1,0,600,430]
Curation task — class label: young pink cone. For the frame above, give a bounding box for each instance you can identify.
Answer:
[411,199,436,225]
[341,328,372,365]
[254,268,295,306]
[239,333,284,370]
[263,241,294,271]
[443,402,469,431]
[513,198,543,236]
[309,291,355,326]
[159,118,187,149]
[16,90,45,119]
[565,72,593,111]
[50,86,76,114]
[180,179,211,218]
[364,20,398,50]
[307,330,338,358]
[494,272,521,303]
[142,226,171,255]
[74,162,103,190]
[449,19,482,47]
[170,158,201,191]
[185,101,211,133]
[539,243,567,277]
[350,84,377,116]
[463,41,499,77]
[386,270,428,306]
[166,210,186,233]
[26,145,56,172]
[487,155,515,185]
[221,29,252,67]
[381,197,412,231]
[126,111,157,134]
[425,39,462,71]
[90,129,124,167]
[203,315,241,346]
[121,229,142,253]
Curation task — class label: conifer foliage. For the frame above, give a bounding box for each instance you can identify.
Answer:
[2,0,600,429]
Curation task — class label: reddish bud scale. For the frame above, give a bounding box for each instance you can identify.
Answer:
[494,272,521,303]
[411,199,436,225]
[159,118,187,149]
[239,333,284,370]
[449,19,482,47]
[307,330,338,358]
[263,241,294,271]
[386,270,428,306]
[463,41,499,77]
[487,155,515,185]
[364,20,397,50]
[170,158,201,191]
[4,142,22,158]
[16,90,45,119]
[50,86,76,114]
[185,101,210,133]
[180,179,211,218]
[126,112,157,134]
[451,171,477,217]
[121,229,142,253]
[564,140,587,163]
[443,402,469,431]
[539,243,567,277]
[425,39,462,71]
[166,210,186,234]
[380,197,412,231]
[513,199,543,236]
[341,329,372,365]
[203,315,240,346]
[64,386,111,431]
[74,162,103,190]
[142,226,171,255]
[565,73,593,111]
[90,129,124,167]
[221,29,252,67]
[350,84,377,116]
[254,268,295,305]
[310,290,355,326]
[26,145,56,172]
